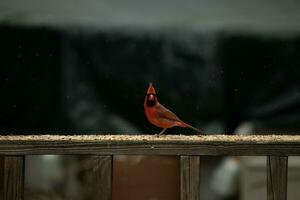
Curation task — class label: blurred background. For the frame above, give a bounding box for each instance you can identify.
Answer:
[0,0,300,199]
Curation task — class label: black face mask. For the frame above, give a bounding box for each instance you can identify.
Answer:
[146,93,157,107]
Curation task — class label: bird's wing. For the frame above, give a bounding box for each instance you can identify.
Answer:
[155,103,183,122]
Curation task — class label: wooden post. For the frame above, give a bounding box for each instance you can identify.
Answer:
[0,156,4,198]
[180,156,201,200]
[93,155,112,200]
[4,156,25,200]
[267,156,288,200]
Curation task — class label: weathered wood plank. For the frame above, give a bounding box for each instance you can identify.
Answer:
[4,156,25,200]
[181,156,201,200]
[267,156,288,200]
[93,155,112,200]
[0,135,299,155]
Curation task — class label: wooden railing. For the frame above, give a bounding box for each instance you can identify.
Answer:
[1,134,300,200]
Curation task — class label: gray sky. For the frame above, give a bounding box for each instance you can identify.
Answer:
[1,0,300,35]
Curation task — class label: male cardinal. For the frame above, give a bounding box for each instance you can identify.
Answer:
[144,82,204,135]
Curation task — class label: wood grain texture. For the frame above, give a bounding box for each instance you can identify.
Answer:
[181,156,201,200]
[4,156,24,200]
[267,156,288,200]
[0,135,299,155]
[93,156,112,200]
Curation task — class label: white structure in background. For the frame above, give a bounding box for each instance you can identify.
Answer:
[241,156,300,200]
[211,121,300,200]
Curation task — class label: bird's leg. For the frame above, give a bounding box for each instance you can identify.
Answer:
[157,128,167,136]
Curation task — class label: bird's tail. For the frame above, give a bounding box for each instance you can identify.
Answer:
[181,122,205,135]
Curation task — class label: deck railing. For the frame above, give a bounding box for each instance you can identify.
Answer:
[1,134,300,200]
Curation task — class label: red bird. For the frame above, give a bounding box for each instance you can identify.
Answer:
[144,83,204,135]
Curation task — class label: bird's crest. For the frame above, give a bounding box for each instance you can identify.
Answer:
[147,82,156,95]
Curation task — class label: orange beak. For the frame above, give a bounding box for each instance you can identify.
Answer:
[147,82,156,95]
